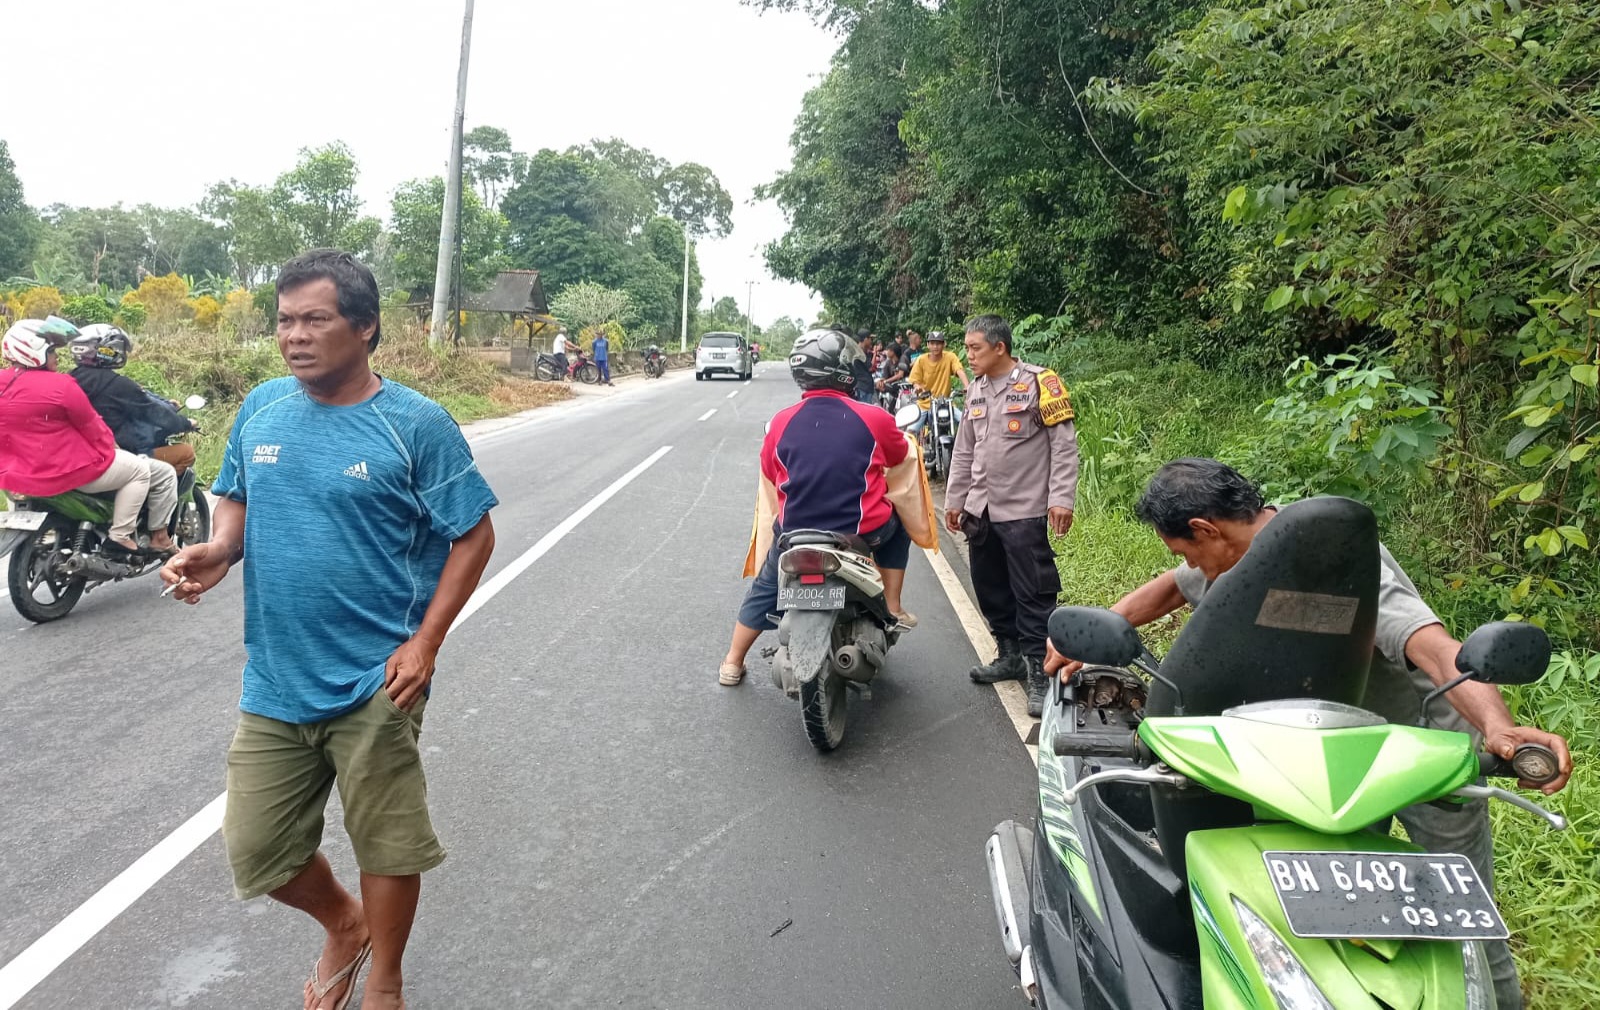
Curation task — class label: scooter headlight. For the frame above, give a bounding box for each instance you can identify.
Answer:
[1232,898,1335,1010]
[1463,941,1498,1010]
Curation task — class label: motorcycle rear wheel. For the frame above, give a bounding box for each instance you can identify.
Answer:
[801,671,848,751]
[534,360,559,382]
[576,363,600,384]
[7,526,85,623]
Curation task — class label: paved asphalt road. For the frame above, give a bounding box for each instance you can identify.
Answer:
[0,364,1036,1009]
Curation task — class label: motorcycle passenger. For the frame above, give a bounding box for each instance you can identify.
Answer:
[905,331,969,435]
[0,318,162,553]
[1046,457,1573,1009]
[718,328,917,686]
[68,327,187,539]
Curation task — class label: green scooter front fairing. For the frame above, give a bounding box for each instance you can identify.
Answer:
[1146,712,1490,1009]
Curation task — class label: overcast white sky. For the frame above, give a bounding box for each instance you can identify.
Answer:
[5,0,837,325]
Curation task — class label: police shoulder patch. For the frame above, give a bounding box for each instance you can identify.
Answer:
[1037,369,1074,426]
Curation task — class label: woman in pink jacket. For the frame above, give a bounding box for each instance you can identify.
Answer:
[0,319,171,553]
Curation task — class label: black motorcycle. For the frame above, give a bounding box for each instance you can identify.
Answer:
[642,347,666,379]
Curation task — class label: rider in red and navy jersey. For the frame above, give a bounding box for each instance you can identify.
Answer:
[718,329,916,686]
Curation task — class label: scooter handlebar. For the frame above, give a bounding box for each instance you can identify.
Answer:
[1051,729,1149,763]
[1478,743,1562,786]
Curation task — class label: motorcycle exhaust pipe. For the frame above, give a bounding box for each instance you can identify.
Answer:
[835,640,887,682]
[62,553,141,580]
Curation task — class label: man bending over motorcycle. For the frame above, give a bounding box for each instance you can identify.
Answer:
[1046,458,1572,1009]
[718,329,917,686]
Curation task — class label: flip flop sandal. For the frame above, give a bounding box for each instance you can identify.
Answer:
[308,941,371,1010]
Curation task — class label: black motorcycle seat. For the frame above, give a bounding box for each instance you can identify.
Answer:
[778,529,871,554]
[1147,495,1381,881]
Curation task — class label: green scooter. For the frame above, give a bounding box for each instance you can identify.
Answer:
[984,496,1565,1008]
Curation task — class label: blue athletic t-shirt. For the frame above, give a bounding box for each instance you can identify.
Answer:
[213,377,498,724]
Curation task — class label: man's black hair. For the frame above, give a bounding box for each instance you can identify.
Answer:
[1135,458,1267,539]
[964,313,1012,356]
[276,248,383,352]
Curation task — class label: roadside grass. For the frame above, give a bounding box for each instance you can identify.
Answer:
[1039,335,1600,1007]
[122,321,571,479]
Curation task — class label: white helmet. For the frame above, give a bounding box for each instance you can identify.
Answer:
[3,317,80,368]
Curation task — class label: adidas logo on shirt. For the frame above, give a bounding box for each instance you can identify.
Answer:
[343,461,371,481]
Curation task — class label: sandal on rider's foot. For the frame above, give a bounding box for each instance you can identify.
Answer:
[893,610,919,629]
[307,940,371,1010]
[718,662,746,687]
[148,537,177,555]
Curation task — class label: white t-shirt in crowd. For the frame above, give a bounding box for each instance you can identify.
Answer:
[553,334,570,355]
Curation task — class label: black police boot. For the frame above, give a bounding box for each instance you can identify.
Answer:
[1024,656,1050,718]
[970,637,1025,684]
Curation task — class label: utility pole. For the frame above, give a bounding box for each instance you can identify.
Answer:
[430,0,475,347]
[679,232,691,352]
[744,280,758,342]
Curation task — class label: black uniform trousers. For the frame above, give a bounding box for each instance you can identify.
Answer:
[962,510,1061,660]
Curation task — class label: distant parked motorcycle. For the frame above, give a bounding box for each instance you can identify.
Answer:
[642,346,666,379]
[1,395,212,623]
[535,350,601,384]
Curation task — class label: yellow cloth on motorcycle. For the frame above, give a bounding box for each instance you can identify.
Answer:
[1036,369,1075,427]
[742,433,937,577]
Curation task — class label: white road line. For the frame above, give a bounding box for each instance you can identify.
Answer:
[0,446,676,1010]
[697,409,718,422]
[726,389,740,400]
[923,545,1039,766]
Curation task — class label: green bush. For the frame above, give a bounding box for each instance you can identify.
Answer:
[59,294,115,326]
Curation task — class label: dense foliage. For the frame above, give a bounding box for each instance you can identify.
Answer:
[2,132,737,346]
[756,0,1598,1001]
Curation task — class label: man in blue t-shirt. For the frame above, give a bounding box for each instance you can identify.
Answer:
[591,330,612,385]
[162,249,497,1010]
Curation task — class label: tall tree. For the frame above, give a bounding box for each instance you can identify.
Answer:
[35,204,150,290]
[272,142,382,256]
[389,176,505,292]
[0,140,41,279]
[463,126,517,210]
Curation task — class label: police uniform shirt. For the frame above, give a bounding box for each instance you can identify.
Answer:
[946,362,1079,522]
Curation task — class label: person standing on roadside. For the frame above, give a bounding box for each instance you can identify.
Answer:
[852,330,877,403]
[944,314,1078,717]
[161,249,498,1010]
[904,330,925,366]
[592,329,612,385]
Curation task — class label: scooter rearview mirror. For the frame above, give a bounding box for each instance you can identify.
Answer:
[1454,621,1550,686]
[1048,606,1142,668]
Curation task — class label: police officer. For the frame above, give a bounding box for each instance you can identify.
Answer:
[944,314,1078,716]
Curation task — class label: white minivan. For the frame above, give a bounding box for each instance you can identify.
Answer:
[695,332,753,381]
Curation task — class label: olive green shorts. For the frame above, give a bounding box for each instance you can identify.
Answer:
[223,690,445,900]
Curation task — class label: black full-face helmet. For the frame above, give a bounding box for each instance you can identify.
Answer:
[788,328,864,393]
[69,324,134,369]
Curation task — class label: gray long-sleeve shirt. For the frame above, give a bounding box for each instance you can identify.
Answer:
[946,361,1079,521]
